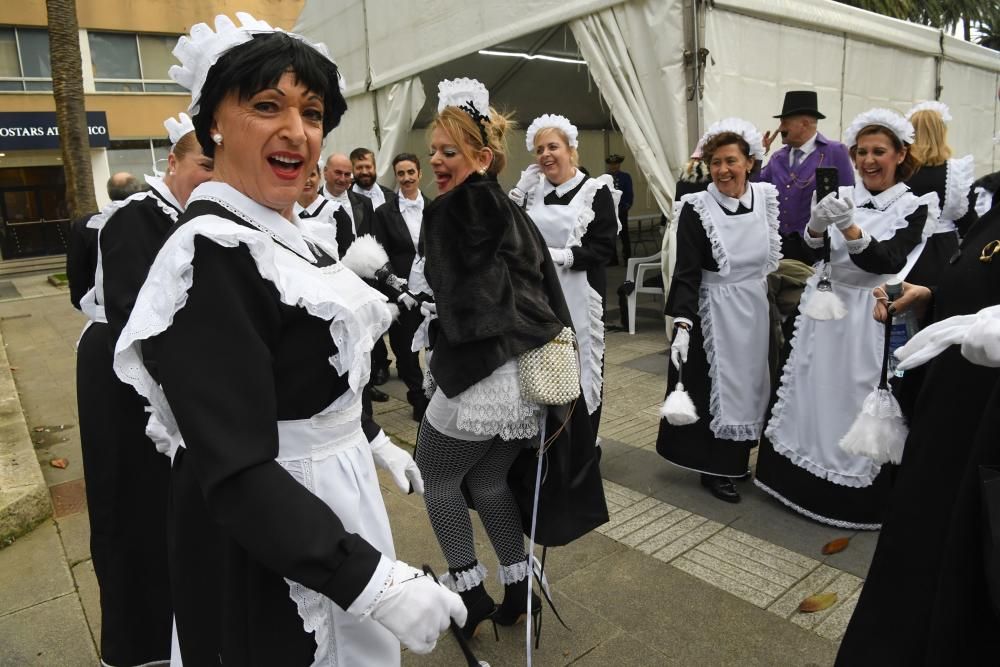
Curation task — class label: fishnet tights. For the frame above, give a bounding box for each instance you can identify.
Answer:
[415,422,528,572]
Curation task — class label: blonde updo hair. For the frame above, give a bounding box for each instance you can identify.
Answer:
[171,131,202,161]
[908,109,951,167]
[431,106,513,176]
[533,127,580,167]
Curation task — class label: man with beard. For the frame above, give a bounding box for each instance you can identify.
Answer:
[758,90,854,263]
[350,147,396,211]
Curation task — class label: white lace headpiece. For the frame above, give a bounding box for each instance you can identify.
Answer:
[163,112,195,145]
[170,12,342,116]
[844,108,914,147]
[525,114,578,151]
[437,78,491,118]
[905,100,952,122]
[698,118,765,160]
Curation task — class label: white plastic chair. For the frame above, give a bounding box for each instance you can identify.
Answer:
[625,252,664,334]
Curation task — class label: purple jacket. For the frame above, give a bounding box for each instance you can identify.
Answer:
[757,132,855,235]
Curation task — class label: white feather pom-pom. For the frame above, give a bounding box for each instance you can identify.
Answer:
[801,285,848,321]
[839,387,907,464]
[660,382,699,426]
[340,234,389,279]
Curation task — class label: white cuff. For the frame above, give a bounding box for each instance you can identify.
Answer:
[845,229,871,254]
[563,248,575,269]
[673,317,693,330]
[803,229,826,249]
[346,554,395,618]
[508,188,526,207]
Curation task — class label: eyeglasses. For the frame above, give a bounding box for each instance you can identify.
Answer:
[981,240,1000,264]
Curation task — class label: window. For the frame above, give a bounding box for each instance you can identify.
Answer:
[0,27,52,92]
[107,138,172,178]
[88,31,183,93]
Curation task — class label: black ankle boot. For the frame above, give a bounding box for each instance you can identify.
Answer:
[456,582,498,640]
[494,577,541,627]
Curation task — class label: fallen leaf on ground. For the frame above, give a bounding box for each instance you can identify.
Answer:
[33,426,44,432]
[822,537,851,555]
[798,592,837,613]
[49,458,68,469]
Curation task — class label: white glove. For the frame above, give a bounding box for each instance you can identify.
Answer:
[961,305,1000,368]
[370,560,467,655]
[397,292,419,310]
[807,191,854,235]
[548,247,571,266]
[419,301,437,318]
[670,326,690,370]
[516,163,542,193]
[370,430,424,494]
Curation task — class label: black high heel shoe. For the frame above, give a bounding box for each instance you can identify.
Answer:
[457,583,499,641]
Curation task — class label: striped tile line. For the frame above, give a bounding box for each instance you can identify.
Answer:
[596,481,863,641]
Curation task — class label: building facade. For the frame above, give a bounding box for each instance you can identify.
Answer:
[0,0,304,258]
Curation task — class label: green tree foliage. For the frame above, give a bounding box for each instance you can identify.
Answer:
[836,0,999,48]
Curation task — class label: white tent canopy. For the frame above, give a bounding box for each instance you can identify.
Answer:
[296,0,999,214]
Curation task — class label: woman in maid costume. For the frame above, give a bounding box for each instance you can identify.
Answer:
[903,100,978,287]
[112,14,464,664]
[654,119,781,504]
[76,111,212,667]
[755,108,938,529]
[837,185,1000,665]
[509,114,619,434]
[414,78,605,639]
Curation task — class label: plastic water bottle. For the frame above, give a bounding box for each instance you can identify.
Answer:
[885,277,919,377]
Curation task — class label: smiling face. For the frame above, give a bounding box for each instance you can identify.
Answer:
[429,126,486,195]
[853,129,904,192]
[708,142,753,199]
[324,154,352,196]
[352,153,377,190]
[778,114,816,147]
[533,128,576,186]
[297,163,320,208]
[394,160,421,199]
[210,70,324,218]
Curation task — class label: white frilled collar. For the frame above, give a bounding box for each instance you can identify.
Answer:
[852,181,910,211]
[187,182,315,261]
[543,168,586,198]
[707,182,753,213]
[144,174,183,213]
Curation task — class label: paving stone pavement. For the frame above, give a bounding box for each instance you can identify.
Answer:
[0,276,865,665]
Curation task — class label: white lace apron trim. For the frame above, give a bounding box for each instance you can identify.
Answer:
[456,360,541,441]
[112,214,392,458]
[692,183,779,441]
[938,154,975,233]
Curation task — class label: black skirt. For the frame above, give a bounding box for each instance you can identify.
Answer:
[655,321,752,477]
[77,322,172,665]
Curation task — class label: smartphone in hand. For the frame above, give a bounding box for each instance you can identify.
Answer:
[815,167,839,201]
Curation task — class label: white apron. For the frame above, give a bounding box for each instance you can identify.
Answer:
[685,183,780,440]
[526,176,612,415]
[765,184,937,487]
[113,185,399,666]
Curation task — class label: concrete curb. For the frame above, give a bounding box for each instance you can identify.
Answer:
[0,326,52,547]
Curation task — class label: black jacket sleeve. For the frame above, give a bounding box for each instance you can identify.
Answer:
[332,207,355,256]
[849,205,927,275]
[101,202,169,348]
[665,203,717,321]
[569,185,617,271]
[955,190,979,238]
[67,214,98,310]
[150,238,382,611]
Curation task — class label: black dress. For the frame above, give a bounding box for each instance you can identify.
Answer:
[905,160,977,288]
[122,184,399,665]
[76,185,177,667]
[836,202,1000,665]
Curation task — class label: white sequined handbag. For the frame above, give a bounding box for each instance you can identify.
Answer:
[518,327,581,406]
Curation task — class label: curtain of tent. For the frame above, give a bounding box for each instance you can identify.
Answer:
[373,77,426,181]
[570,0,688,216]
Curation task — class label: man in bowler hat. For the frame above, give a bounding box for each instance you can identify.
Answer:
[757,90,854,263]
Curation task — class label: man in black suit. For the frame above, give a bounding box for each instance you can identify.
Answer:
[322,153,375,246]
[349,147,397,212]
[371,153,431,421]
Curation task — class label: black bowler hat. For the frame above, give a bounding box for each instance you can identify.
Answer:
[774,91,826,119]
[605,154,625,164]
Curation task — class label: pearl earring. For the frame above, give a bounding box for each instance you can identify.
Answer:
[212,133,223,146]
[169,170,175,176]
